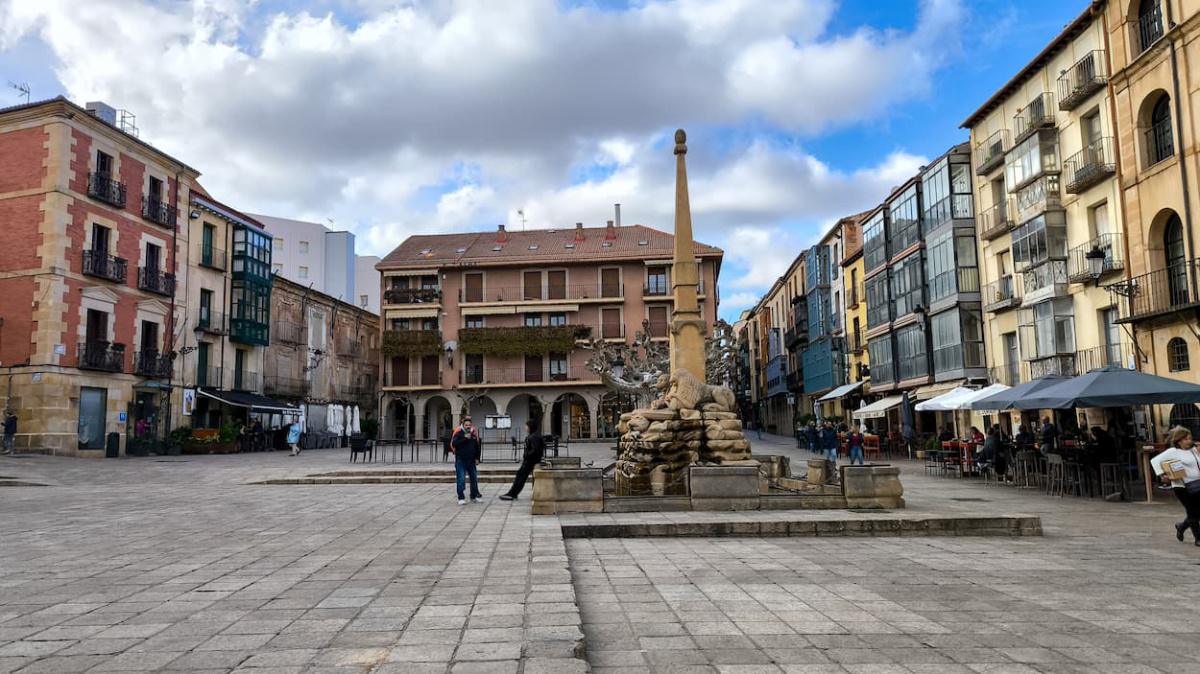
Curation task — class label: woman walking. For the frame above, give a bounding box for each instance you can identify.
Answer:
[847,422,865,466]
[1150,426,1200,546]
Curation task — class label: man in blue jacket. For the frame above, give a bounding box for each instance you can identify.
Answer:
[451,416,483,504]
[821,420,839,463]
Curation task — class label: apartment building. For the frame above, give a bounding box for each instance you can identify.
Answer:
[749,252,806,434]
[1102,0,1200,432]
[262,275,379,431]
[251,214,382,313]
[376,221,722,442]
[0,97,196,456]
[833,212,870,410]
[964,4,1129,399]
[806,214,866,419]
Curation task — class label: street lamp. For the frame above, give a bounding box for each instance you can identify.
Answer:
[611,355,625,381]
[1085,246,1107,282]
[177,326,205,357]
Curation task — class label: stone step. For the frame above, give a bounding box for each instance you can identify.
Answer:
[560,514,1042,538]
[253,475,518,485]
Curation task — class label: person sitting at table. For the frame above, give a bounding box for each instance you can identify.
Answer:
[1041,417,1060,453]
[978,426,1004,475]
[967,426,984,445]
[1091,426,1119,463]
[938,424,955,443]
[1014,424,1035,453]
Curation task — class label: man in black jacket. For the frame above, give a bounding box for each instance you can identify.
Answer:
[500,419,545,501]
[451,416,483,504]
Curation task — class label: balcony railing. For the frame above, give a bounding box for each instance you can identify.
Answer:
[1057,50,1107,111]
[983,274,1020,313]
[847,281,864,309]
[198,245,226,271]
[273,321,306,344]
[1022,260,1069,301]
[979,200,1012,241]
[1137,2,1164,55]
[1145,116,1174,166]
[974,129,1009,175]
[459,364,593,386]
[133,350,173,378]
[643,281,669,296]
[336,338,364,358]
[1026,354,1077,380]
[1014,92,1056,144]
[138,267,175,297]
[1064,137,1116,194]
[384,287,441,304]
[848,331,864,354]
[1012,174,1062,224]
[460,283,624,303]
[1113,258,1200,323]
[196,366,222,388]
[141,196,176,228]
[87,172,126,208]
[1067,232,1124,283]
[196,308,227,335]
[77,341,124,373]
[1076,342,1135,373]
[82,250,128,283]
[987,365,1021,387]
[264,375,309,397]
[232,370,259,392]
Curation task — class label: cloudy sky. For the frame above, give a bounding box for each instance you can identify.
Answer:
[1,0,1086,319]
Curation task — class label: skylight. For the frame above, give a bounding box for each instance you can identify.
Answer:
[492,245,502,252]
[418,248,432,255]
[602,242,613,248]
[528,244,539,250]
[456,247,467,253]
[565,243,575,249]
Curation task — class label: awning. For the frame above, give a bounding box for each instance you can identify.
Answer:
[854,395,904,420]
[1014,366,1200,410]
[914,387,975,412]
[818,381,865,402]
[198,388,302,414]
[914,380,966,401]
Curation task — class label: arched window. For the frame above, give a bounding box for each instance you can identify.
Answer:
[1169,337,1190,372]
[1169,403,1200,438]
[1137,0,1164,54]
[1147,95,1174,165]
[1165,215,1189,306]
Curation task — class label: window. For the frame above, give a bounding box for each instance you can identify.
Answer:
[863,211,887,272]
[921,154,973,229]
[866,271,892,329]
[1137,0,1164,54]
[548,313,567,327]
[199,289,213,328]
[867,336,894,385]
[85,308,108,343]
[647,306,668,338]
[931,306,985,376]
[1170,403,1200,438]
[465,316,484,329]
[895,323,929,381]
[1146,95,1174,166]
[274,238,284,252]
[1165,215,1188,305]
[298,241,309,254]
[524,354,543,382]
[144,243,161,273]
[1012,213,1067,271]
[147,175,163,201]
[1005,132,1058,190]
[1169,337,1190,372]
[1003,332,1019,385]
[549,353,568,379]
[464,272,484,302]
[547,270,566,300]
[298,266,308,279]
[888,185,920,252]
[95,150,113,176]
[1021,299,1074,359]
[524,314,542,327]
[600,268,621,297]
[91,223,111,253]
[1102,307,1122,366]
[890,253,925,317]
[601,307,622,339]
[646,266,668,295]
[359,295,368,307]
[232,226,272,280]
[464,354,484,384]
[524,271,543,300]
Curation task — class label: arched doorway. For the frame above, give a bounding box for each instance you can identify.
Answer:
[506,394,543,441]
[424,396,453,443]
[551,393,591,440]
[466,396,500,443]
[1165,214,1188,305]
[1169,403,1200,438]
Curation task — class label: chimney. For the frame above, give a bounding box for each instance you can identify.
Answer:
[605,220,617,240]
[496,224,507,243]
[614,203,622,227]
[574,222,585,242]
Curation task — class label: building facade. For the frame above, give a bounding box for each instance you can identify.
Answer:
[251,214,381,313]
[840,212,870,407]
[376,222,722,442]
[0,98,196,456]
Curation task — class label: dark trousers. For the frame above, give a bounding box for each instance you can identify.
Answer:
[507,455,541,497]
[1173,487,1200,539]
[456,458,481,500]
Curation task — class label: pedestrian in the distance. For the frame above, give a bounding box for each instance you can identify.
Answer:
[1,410,15,454]
[1151,426,1200,546]
[754,414,764,440]
[451,416,483,504]
[500,420,544,501]
[821,420,838,464]
[287,420,302,456]
[1041,416,1059,453]
[847,422,865,466]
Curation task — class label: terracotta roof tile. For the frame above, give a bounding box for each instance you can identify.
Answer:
[378,224,722,269]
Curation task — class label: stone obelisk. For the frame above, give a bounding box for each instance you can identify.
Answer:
[669,129,707,383]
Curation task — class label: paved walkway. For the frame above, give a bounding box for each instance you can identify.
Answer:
[1,434,1199,673]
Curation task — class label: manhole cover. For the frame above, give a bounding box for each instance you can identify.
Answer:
[951,497,989,502]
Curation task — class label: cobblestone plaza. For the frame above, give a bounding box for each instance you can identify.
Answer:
[3,434,1199,673]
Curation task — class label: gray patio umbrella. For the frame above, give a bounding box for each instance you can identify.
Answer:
[969,374,1070,410]
[1013,366,1200,410]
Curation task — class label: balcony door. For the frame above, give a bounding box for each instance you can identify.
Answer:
[202,223,216,264]
[1004,332,1019,385]
[601,307,621,339]
[600,268,621,298]
[648,306,668,338]
[421,355,439,385]
[523,271,543,301]
[234,349,246,390]
[1166,216,1188,306]
[95,151,113,177]
[197,342,211,387]
[547,270,566,300]
[145,243,161,274]
[1102,308,1121,367]
[148,175,163,202]
[86,309,108,344]
[199,289,213,328]
[464,273,483,303]
[140,321,158,355]
[524,355,543,383]
[91,224,110,254]
[391,356,410,386]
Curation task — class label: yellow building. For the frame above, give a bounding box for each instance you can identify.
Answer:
[1104,0,1200,433]
[962,3,1129,432]
[841,207,871,400]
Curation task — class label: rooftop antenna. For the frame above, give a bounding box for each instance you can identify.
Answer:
[8,82,30,104]
[517,209,527,231]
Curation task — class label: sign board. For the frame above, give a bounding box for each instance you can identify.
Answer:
[485,414,512,430]
[30,373,41,383]
[53,344,66,356]
[182,388,196,416]
[118,411,127,423]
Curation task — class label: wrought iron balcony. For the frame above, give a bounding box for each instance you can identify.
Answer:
[460,283,622,303]
[1145,115,1174,166]
[78,341,124,373]
[1067,232,1124,284]
[264,375,309,397]
[784,327,800,350]
[1112,258,1200,323]
[979,200,1012,241]
[1026,354,1077,380]
[133,350,173,378]
[1014,92,1056,144]
[82,250,127,283]
[137,267,175,297]
[974,129,1009,176]
[384,287,441,304]
[459,364,591,386]
[983,275,1020,313]
[232,370,259,392]
[141,196,176,228]
[196,308,226,335]
[198,244,226,270]
[196,366,222,388]
[1076,342,1135,373]
[1137,1,1164,55]
[848,331,864,354]
[336,338,364,358]
[273,321,306,344]
[1057,50,1107,111]
[87,172,126,208]
[847,281,864,309]
[1064,137,1116,194]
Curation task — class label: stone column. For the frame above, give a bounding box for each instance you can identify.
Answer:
[668,129,707,383]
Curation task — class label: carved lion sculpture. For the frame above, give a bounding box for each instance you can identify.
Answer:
[662,369,736,412]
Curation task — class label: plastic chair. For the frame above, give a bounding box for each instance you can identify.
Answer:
[349,434,375,463]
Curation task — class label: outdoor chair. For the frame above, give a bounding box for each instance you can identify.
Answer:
[1014,451,1040,488]
[864,435,882,462]
[349,434,375,463]
[1046,454,1066,497]
[1099,462,1128,501]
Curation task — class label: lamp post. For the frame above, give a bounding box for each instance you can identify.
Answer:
[611,356,625,437]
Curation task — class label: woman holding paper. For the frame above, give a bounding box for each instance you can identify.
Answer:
[1151,426,1200,546]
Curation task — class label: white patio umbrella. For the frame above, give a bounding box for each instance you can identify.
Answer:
[352,406,361,434]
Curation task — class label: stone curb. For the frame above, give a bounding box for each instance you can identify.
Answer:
[559,514,1043,539]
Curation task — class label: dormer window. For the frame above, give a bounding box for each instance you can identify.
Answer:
[492,245,502,252]
[602,242,613,248]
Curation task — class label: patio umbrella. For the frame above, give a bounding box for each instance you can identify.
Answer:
[969,375,1070,410]
[1013,366,1200,410]
[914,386,975,412]
[352,406,361,434]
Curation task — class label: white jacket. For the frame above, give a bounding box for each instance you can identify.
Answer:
[1150,447,1200,488]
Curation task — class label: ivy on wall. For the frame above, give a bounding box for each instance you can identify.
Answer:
[459,325,592,357]
[381,330,443,358]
